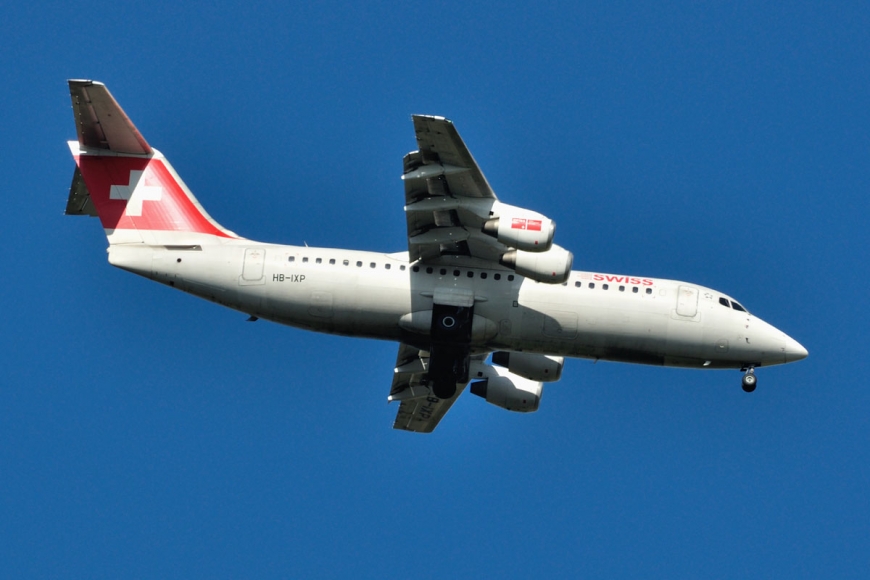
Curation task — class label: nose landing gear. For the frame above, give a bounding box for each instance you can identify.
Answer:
[741,367,757,392]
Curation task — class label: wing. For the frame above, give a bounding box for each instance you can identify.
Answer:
[403,115,510,265]
[389,343,483,433]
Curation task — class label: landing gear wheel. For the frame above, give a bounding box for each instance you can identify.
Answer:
[742,372,757,393]
[432,380,457,400]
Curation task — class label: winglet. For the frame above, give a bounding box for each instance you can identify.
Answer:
[68,79,151,155]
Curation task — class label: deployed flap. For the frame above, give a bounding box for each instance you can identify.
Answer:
[68,80,151,154]
[389,343,469,433]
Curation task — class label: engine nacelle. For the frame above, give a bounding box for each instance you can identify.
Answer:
[482,214,555,252]
[499,244,573,284]
[491,351,564,382]
[470,366,543,412]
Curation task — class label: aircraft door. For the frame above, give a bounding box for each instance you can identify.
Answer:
[309,291,333,317]
[240,247,265,285]
[676,285,698,318]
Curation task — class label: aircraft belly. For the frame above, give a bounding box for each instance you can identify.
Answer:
[575,307,669,364]
[255,255,411,340]
[663,316,708,366]
[349,281,410,340]
[506,289,672,365]
[111,244,247,311]
[180,251,242,309]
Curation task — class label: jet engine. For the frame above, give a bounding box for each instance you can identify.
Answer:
[491,351,564,382]
[470,365,543,412]
[499,244,573,284]
[482,213,555,252]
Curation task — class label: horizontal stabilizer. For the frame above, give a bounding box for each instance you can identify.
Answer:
[68,80,151,154]
[65,167,97,216]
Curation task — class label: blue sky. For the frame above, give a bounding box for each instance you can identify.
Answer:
[1,1,868,577]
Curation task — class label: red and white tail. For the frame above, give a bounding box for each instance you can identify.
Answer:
[66,80,238,245]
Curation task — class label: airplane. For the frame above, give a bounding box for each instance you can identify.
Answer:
[64,80,808,433]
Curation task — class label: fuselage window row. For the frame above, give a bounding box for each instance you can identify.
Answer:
[574,280,653,295]
[409,265,513,281]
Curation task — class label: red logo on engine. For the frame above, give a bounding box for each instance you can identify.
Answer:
[511,218,543,231]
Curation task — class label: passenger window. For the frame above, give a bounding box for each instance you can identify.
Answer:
[467,271,474,278]
[454,270,460,277]
[494,274,501,280]
[370,262,376,268]
[329,258,335,265]
[426,267,433,274]
[440,268,447,275]
[589,283,595,289]
[412,265,419,272]
[302,257,309,263]
[603,284,609,290]
[619,285,625,292]
[288,256,295,262]
[508,275,515,281]
[575,281,582,287]
[343,259,349,266]
[480,272,487,279]
[632,287,638,293]
[356,261,362,267]
[719,297,730,307]
[400,265,406,271]
[315,258,322,264]
[385,263,391,270]
[646,288,652,294]
[732,302,747,312]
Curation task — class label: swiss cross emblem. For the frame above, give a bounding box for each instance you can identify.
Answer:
[110,170,164,217]
[510,218,543,231]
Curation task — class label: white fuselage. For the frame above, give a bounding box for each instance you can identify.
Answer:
[107,236,801,370]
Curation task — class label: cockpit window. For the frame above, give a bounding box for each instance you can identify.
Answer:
[731,301,747,312]
[719,297,730,307]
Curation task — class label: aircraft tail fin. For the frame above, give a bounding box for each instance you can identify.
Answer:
[66,80,238,244]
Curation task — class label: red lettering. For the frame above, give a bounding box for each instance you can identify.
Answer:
[511,218,526,230]
[590,273,655,286]
[527,219,542,231]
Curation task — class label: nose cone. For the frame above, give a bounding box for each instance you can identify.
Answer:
[784,335,808,363]
[746,316,807,366]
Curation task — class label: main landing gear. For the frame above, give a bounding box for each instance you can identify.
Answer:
[426,303,473,401]
[432,379,458,400]
[741,367,757,393]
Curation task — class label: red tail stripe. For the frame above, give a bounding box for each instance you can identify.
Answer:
[75,155,231,237]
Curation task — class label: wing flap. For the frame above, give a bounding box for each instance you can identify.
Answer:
[393,387,466,433]
[389,343,466,433]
